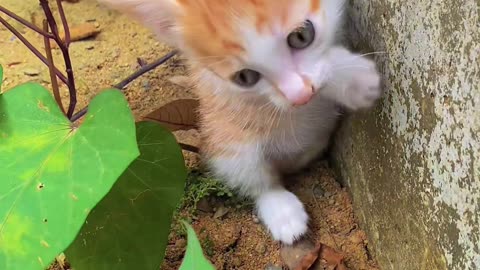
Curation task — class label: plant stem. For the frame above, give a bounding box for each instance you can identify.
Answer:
[0,15,68,84]
[55,0,70,46]
[115,50,178,90]
[70,50,178,122]
[39,0,77,118]
[0,5,53,38]
[43,20,65,114]
[179,143,199,153]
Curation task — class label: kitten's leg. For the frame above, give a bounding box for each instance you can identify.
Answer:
[210,143,308,244]
[320,47,382,110]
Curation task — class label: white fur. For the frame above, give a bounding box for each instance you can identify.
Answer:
[210,143,279,198]
[321,47,382,110]
[257,189,308,244]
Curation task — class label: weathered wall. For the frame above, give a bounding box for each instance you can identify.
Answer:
[332,0,479,269]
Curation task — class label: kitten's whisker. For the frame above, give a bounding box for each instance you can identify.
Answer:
[331,65,372,72]
[357,51,387,58]
[288,110,301,149]
[333,51,387,66]
[193,55,225,61]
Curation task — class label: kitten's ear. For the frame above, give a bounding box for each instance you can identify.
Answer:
[99,0,179,45]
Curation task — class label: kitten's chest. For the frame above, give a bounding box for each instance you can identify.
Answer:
[263,98,338,155]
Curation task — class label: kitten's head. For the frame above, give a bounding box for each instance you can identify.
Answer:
[100,0,345,109]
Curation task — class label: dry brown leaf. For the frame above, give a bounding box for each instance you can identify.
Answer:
[294,244,321,270]
[61,23,100,42]
[143,99,199,132]
[281,239,318,269]
[319,244,347,270]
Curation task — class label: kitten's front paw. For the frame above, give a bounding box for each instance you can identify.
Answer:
[344,57,382,110]
[257,190,308,245]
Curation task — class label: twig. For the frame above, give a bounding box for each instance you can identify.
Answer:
[39,0,77,118]
[0,5,53,38]
[70,50,178,122]
[56,0,70,46]
[115,50,178,90]
[0,15,68,84]
[179,143,199,153]
[43,20,65,114]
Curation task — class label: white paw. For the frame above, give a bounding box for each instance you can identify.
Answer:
[256,190,308,245]
[344,57,382,110]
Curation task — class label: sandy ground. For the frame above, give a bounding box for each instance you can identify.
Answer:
[0,0,379,269]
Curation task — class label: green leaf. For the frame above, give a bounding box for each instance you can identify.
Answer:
[65,121,187,269]
[180,222,216,270]
[0,84,139,270]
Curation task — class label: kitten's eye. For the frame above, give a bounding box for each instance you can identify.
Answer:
[231,69,261,87]
[287,20,315,49]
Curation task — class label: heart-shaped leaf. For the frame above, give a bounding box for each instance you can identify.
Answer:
[179,222,215,270]
[65,121,187,269]
[143,99,199,132]
[0,83,139,269]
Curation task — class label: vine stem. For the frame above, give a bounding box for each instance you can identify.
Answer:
[0,15,68,84]
[0,5,53,38]
[70,50,178,122]
[56,0,70,46]
[43,20,65,114]
[39,0,77,118]
[178,143,199,153]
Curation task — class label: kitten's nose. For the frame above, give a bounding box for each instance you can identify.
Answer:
[292,87,314,106]
[277,73,314,106]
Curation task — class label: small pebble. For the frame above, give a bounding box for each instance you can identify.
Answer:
[23,68,40,76]
[252,215,260,224]
[265,263,282,270]
[174,238,186,249]
[313,185,325,198]
[255,243,267,254]
[213,205,229,219]
[231,257,242,267]
[142,80,151,91]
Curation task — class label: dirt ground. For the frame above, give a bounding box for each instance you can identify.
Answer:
[0,0,379,269]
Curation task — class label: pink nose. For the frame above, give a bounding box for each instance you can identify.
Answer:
[277,73,314,106]
[291,87,314,106]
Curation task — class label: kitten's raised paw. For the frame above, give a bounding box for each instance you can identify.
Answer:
[345,57,382,110]
[257,190,308,245]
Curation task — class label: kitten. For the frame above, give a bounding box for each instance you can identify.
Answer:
[99,0,381,244]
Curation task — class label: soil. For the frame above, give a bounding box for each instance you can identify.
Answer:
[0,1,379,269]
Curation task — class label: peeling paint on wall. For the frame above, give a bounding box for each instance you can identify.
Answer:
[333,0,479,269]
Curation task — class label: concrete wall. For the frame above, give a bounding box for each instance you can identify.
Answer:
[332,0,479,269]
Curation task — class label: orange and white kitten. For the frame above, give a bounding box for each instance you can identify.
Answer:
[99,0,381,244]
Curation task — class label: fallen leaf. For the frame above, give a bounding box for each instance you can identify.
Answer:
[319,244,345,267]
[143,99,199,132]
[294,244,321,270]
[61,23,100,42]
[281,239,348,270]
[281,239,317,269]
